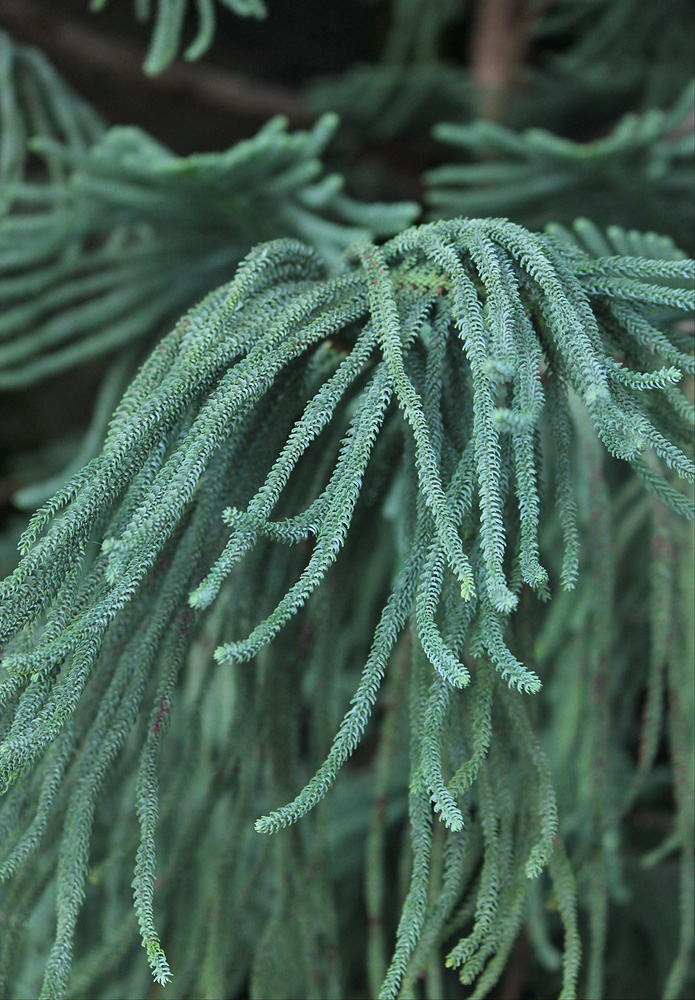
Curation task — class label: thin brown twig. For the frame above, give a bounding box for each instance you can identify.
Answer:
[469,0,549,122]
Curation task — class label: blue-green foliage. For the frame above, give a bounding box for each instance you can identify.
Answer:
[535,0,694,109]
[0,218,692,998]
[307,0,694,143]
[306,0,469,140]
[425,82,695,252]
[0,31,416,521]
[0,107,416,392]
[0,4,694,996]
[89,0,268,74]
[0,30,104,211]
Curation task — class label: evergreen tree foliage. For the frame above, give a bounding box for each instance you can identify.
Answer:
[0,3,693,999]
[91,0,268,74]
[534,0,694,108]
[424,83,695,252]
[0,102,415,390]
[307,0,694,139]
[0,30,104,210]
[0,28,415,504]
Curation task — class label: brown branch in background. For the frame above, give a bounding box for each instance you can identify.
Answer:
[0,0,315,129]
[469,0,546,122]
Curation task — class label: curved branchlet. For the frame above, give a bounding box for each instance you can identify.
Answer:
[0,30,105,211]
[89,0,268,75]
[0,112,417,391]
[0,218,693,997]
[425,82,695,252]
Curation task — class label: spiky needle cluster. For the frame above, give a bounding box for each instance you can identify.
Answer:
[0,217,693,998]
[425,82,695,252]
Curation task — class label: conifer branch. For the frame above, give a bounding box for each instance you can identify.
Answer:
[0,216,692,996]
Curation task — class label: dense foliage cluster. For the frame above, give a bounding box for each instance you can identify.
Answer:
[0,2,693,999]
